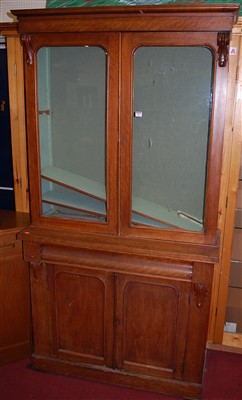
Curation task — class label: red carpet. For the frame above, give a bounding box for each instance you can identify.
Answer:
[202,350,242,400]
[0,350,242,399]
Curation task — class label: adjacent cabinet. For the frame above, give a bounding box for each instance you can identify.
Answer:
[13,5,239,399]
[0,211,31,364]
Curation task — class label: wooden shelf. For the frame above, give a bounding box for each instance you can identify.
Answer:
[42,189,106,217]
[42,167,202,230]
[223,332,242,349]
[132,196,203,231]
[41,166,106,201]
[132,213,174,229]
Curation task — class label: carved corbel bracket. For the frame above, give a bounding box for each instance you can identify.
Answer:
[22,241,42,282]
[217,32,230,67]
[193,283,208,308]
[21,34,34,65]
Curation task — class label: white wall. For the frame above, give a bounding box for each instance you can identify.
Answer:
[0,0,46,22]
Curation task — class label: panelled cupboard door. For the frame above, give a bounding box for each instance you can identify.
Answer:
[114,273,190,380]
[30,257,191,378]
[24,33,119,234]
[45,263,114,367]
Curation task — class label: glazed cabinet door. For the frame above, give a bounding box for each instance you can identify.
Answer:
[23,27,228,245]
[32,262,114,368]
[24,33,119,234]
[114,273,190,380]
[120,31,226,245]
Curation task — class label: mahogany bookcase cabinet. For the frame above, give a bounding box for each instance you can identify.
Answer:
[13,5,239,399]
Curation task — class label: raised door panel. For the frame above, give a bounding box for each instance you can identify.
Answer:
[115,273,190,380]
[47,263,114,367]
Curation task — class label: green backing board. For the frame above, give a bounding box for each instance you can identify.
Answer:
[46,0,241,16]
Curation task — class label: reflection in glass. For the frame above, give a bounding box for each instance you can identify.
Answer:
[132,46,213,231]
[37,46,107,221]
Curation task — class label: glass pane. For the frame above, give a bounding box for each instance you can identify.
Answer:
[132,46,213,231]
[37,46,107,221]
